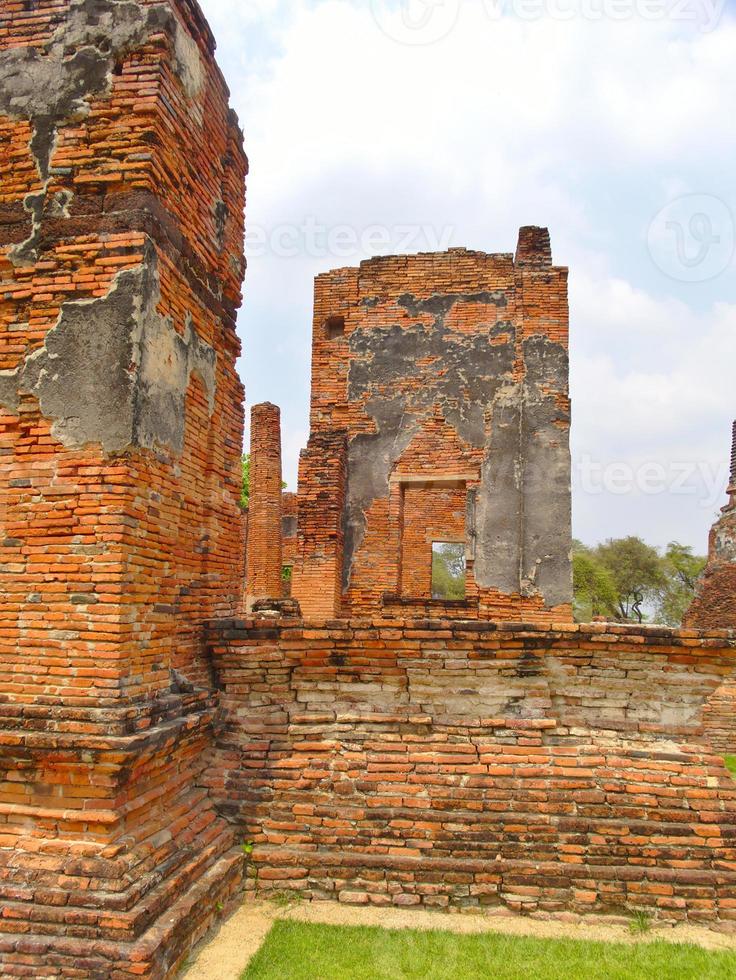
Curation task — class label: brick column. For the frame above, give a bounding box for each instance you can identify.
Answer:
[0,2,247,975]
[246,402,283,610]
[292,430,347,620]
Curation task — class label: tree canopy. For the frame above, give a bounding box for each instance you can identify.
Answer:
[572,537,705,627]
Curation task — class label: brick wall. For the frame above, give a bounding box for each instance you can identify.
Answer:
[207,620,736,924]
[293,237,572,623]
[291,431,347,620]
[0,2,247,975]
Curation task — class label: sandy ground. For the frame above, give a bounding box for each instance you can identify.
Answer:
[182,897,736,979]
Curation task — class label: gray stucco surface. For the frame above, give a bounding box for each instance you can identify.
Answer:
[342,288,572,608]
[0,252,216,456]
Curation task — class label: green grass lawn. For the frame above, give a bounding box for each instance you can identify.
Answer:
[242,920,736,980]
[724,755,736,777]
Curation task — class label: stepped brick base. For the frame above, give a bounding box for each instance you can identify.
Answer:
[0,689,244,978]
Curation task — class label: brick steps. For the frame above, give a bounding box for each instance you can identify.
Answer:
[0,848,244,978]
[1,821,235,941]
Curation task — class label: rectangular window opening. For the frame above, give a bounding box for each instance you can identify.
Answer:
[431,542,466,600]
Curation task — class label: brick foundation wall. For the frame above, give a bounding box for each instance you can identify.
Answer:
[207,620,736,926]
[0,2,248,975]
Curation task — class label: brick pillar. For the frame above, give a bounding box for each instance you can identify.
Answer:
[515,225,553,267]
[0,2,247,975]
[246,402,283,610]
[292,430,347,620]
[685,421,736,630]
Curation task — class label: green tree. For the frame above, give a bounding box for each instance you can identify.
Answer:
[431,543,466,600]
[572,540,618,622]
[240,454,250,509]
[654,541,706,627]
[595,536,665,624]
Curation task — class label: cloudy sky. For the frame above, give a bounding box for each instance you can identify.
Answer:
[199,0,735,552]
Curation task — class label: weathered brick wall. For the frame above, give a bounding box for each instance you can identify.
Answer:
[686,422,736,631]
[207,620,736,924]
[246,402,283,610]
[294,234,572,623]
[0,1,247,975]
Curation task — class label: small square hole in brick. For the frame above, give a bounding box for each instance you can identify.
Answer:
[432,542,466,600]
[324,315,345,339]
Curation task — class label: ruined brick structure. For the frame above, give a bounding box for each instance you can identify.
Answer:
[291,231,572,622]
[1,2,736,976]
[0,1,247,975]
[685,423,736,631]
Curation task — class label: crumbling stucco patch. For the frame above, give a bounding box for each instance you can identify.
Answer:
[2,252,216,456]
[0,373,20,415]
[0,0,203,262]
[341,291,571,608]
[343,294,516,586]
[519,334,572,607]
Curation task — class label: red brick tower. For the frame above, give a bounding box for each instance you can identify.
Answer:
[0,1,247,974]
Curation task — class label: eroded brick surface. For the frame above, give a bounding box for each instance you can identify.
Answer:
[3,1,736,969]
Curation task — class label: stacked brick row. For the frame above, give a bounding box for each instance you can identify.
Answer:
[0,1,248,975]
[207,619,736,923]
[294,235,572,622]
